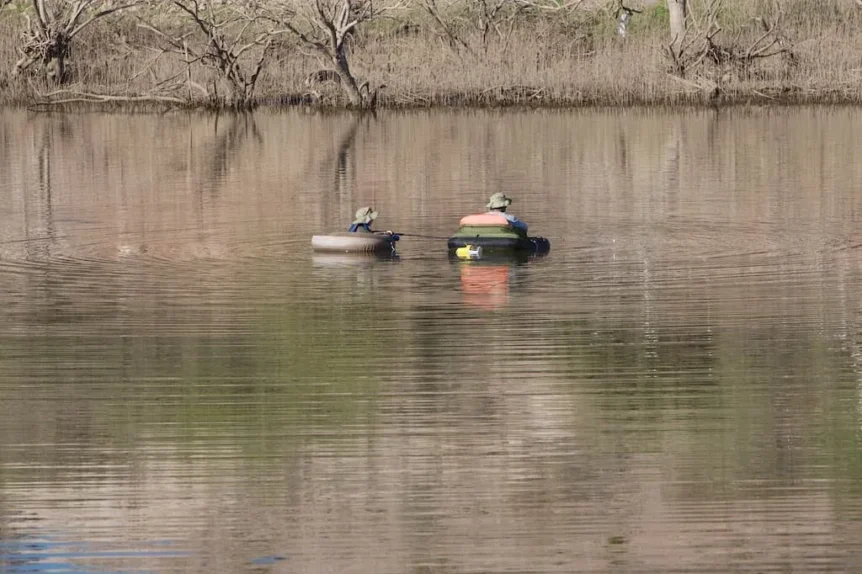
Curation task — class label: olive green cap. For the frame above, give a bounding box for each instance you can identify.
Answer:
[352,206,379,225]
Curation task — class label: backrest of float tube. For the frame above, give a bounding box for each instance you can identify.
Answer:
[459,213,511,227]
[455,213,527,239]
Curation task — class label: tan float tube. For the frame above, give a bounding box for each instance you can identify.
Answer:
[311,232,395,253]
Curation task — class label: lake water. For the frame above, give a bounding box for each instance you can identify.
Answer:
[2,106,862,573]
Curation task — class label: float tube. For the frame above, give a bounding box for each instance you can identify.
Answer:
[447,213,550,255]
[311,231,398,254]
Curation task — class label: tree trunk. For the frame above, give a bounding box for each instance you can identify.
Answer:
[333,49,362,107]
[46,53,66,84]
[667,0,687,49]
[14,34,71,84]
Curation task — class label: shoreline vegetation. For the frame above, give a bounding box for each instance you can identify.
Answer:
[1,0,861,111]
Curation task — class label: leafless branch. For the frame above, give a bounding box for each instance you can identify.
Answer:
[285,0,400,108]
[664,0,794,98]
[141,0,291,108]
[512,0,582,12]
[15,0,142,83]
[422,0,473,54]
[33,87,188,105]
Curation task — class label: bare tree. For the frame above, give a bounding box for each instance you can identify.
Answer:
[665,0,715,78]
[667,0,686,50]
[664,0,793,97]
[614,1,642,39]
[286,0,403,108]
[472,0,538,50]
[421,0,473,53]
[140,0,290,108]
[476,0,509,45]
[421,0,579,55]
[13,0,140,83]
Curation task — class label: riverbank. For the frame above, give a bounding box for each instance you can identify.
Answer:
[2,0,861,110]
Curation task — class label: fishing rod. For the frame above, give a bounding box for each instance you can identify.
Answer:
[392,232,450,240]
[370,230,448,240]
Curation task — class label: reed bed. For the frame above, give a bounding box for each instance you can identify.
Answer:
[1,0,861,109]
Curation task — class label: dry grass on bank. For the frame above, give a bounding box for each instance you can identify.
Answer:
[1,0,862,109]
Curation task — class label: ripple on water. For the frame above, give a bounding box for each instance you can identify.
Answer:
[3,108,862,573]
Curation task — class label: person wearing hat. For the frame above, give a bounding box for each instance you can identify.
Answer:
[348,206,397,240]
[486,193,528,234]
[348,206,379,232]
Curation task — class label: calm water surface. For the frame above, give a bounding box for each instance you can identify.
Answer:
[2,107,862,573]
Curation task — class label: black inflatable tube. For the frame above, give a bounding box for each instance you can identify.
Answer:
[447,236,551,254]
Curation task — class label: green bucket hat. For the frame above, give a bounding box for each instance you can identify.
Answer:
[352,206,378,225]
[486,192,513,210]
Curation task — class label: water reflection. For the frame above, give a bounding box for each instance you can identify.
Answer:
[455,254,546,310]
[1,107,862,573]
[459,260,513,309]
